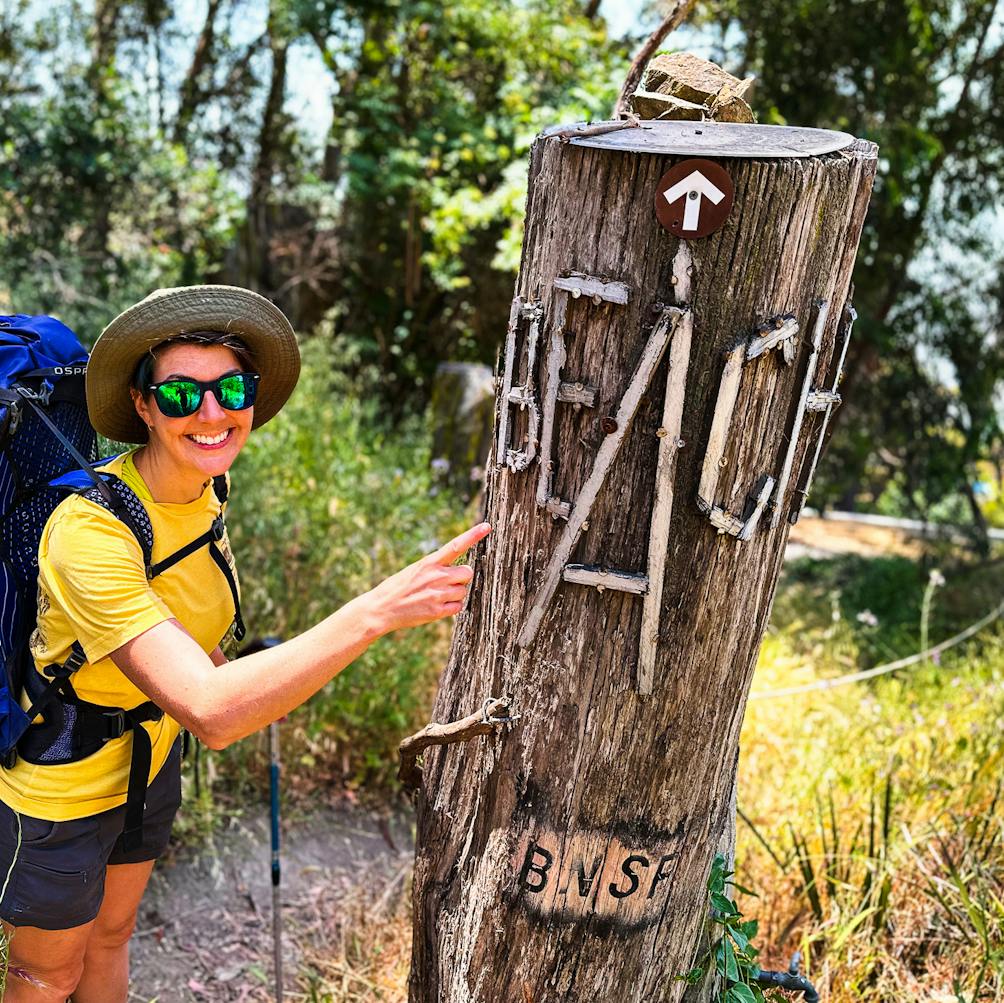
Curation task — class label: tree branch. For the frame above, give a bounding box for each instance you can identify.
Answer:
[398,698,514,791]
[550,117,641,143]
[612,0,698,119]
[872,0,999,326]
[173,0,224,146]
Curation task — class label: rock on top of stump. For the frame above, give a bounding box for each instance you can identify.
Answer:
[635,52,756,124]
[644,52,754,106]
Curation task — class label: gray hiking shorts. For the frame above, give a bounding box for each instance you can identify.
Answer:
[0,738,181,930]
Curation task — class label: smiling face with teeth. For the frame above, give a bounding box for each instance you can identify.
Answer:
[131,342,255,503]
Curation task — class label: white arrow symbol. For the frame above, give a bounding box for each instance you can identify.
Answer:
[662,170,726,231]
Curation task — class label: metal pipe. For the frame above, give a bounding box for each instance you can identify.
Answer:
[755,953,819,1003]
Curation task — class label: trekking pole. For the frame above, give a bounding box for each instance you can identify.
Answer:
[269,715,283,1001]
[240,636,285,1002]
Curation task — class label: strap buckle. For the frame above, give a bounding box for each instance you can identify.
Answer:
[103,710,126,740]
[210,516,225,542]
[43,644,86,679]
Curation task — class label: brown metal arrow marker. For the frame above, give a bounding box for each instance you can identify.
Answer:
[655,158,734,239]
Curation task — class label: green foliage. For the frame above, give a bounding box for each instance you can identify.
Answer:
[769,550,1002,670]
[4,0,1001,528]
[223,334,467,785]
[305,0,626,398]
[678,855,780,1003]
[0,2,244,339]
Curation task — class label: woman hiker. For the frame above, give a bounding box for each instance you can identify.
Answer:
[0,285,489,1002]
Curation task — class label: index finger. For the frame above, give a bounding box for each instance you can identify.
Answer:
[429,522,491,565]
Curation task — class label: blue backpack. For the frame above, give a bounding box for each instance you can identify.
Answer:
[0,314,244,849]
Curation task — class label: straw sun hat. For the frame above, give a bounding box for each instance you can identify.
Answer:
[87,285,301,444]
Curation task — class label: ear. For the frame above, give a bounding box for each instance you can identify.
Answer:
[131,388,153,430]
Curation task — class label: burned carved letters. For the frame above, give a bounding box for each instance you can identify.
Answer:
[513,825,685,931]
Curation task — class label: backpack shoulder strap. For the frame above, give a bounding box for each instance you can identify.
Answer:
[146,474,230,580]
[77,475,154,575]
[212,473,229,505]
[80,469,245,641]
[207,471,244,640]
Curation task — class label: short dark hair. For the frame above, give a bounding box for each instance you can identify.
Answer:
[131,331,257,393]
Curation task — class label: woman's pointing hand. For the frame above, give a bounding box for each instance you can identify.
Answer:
[363,522,491,635]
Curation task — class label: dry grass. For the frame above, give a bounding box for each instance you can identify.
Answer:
[295,866,413,1003]
[738,556,1004,1001]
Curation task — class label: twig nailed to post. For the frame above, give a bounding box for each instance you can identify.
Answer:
[398,697,515,792]
[550,116,642,143]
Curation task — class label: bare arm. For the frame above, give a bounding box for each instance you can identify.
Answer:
[109,522,491,749]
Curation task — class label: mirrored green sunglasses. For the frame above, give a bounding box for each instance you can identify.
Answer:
[147,372,261,418]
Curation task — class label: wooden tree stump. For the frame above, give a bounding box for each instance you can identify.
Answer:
[408,119,877,1002]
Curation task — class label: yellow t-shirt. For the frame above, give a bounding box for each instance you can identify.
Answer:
[0,450,239,820]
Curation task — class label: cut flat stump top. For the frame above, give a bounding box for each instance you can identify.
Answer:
[547,120,858,158]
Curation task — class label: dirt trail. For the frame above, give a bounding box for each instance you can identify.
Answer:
[786,514,923,559]
[129,805,413,1003]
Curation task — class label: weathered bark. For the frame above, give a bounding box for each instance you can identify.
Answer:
[409,122,876,1002]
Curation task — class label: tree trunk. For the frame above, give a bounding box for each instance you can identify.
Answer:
[409,120,877,1002]
[172,0,224,146]
[242,0,288,296]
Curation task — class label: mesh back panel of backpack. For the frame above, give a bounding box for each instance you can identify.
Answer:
[0,399,97,671]
[0,450,18,668]
[34,702,79,762]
